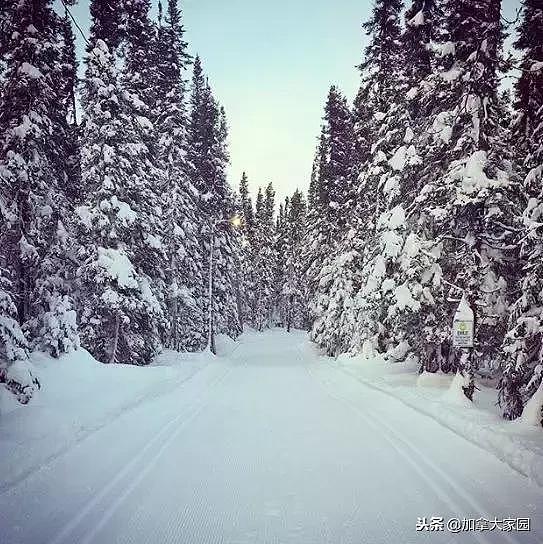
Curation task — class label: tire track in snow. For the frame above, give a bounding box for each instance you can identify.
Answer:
[48,365,234,544]
[306,362,518,544]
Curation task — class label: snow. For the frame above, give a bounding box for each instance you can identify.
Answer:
[110,196,137,224]
[384,204,405,230]
[96,247,138,289]
[430,41,456,57]
[76,205,93,228]
[407,10,425,27]
[145,233,162,249]
[432,111,453,143]
[18,62,43,79]
[453,150,499,198]
[405,87,418,100]
[13,114,33,139]
[383,174,399,196]
[381,229,403,258]
[5,358,36,390]
[139,277,161,313]
[0,347,211,492]
[441,65,462,82]
[392,282,421,313]
[336,348,543,491]
[1,330,542,543]
[443,371,474,408]
[417,371,452,389]
[388,144,421,171]
[521,377,543,427]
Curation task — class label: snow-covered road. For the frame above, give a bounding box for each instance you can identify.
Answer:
[1,329,542,544]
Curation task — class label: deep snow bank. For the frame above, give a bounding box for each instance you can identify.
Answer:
[0,344,219,493]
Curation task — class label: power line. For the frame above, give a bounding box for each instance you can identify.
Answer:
[58,0,90,47]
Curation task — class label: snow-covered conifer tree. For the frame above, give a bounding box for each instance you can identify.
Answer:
[306,87,356,346]
[238,172,258,327]
[413,0,518,398]
[251,185,278,330]
[499,0,543,423]
[0,272,39,403]
[278,190,309,331]
[187,59,242,342]
[155,0,204,351]
[77,4,162,364]
[0,0,79,362]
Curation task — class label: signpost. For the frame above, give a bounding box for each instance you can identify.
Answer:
[451,293,476,400]
[452,294,474,348]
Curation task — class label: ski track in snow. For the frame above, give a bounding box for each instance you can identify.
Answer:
[48,367,235,544]
[0,364,211,496]
[1,330,542,544]
[306,364,517,544]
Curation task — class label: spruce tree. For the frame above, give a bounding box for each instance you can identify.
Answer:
[358,0,404,110]
[252,186,277,330]
[239,172,255,242]
[0,271,39,403]
[238,172,257,328]
[413,0,517,399]
[352,0,441,361]
[0,0,79,366]
[77,26,162,364]
[279,190,309,331]
[0,0,16,79]
[123,0,158,110]
[302,130,329,325]
[499,0,543,423]
[155,0,204,351]
[88,0,123,53]
[187,60,241,342]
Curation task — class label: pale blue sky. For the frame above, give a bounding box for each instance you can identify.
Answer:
[65,0,521,202]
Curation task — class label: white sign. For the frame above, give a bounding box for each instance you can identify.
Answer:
[452,295,474,348]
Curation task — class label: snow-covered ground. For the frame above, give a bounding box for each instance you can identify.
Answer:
[1,329,542,543]
[332,349,543,489]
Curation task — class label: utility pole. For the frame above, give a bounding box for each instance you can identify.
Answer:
[206,216,241,354]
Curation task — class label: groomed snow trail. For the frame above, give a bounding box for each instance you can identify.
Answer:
[1,329,542,544]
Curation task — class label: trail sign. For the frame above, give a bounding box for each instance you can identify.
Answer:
[453,295,474,348]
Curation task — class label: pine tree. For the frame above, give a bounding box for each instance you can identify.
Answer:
[499,0,543,423]
[88,0,123,54]
[155,0,203,351]
[77,29,162,364]
[311,2,406,357]
[278,190,308,331]
[0,271,39,404]
[350,0,442,362]
[238,172,257,327]
[187,60,241,343]
[302,130,329,314]
[318,86,356,232]
[305,86,357,344]
[251,184,277,330]
[58,11,81,202]
[0,0,16,79]
[123,0,158,109]
[358,0,404,111]
[412,0,517,399]
[239,172,255,242]
[312,6,404,355]
[0,0,79,364]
